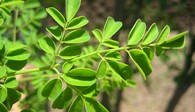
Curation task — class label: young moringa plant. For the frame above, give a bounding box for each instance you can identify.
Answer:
[0,0,187,111]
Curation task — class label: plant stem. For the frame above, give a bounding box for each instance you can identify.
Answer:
[13,8,19,43]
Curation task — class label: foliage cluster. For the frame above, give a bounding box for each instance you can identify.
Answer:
[0,0,187,111]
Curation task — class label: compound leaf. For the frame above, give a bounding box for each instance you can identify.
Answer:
[97,60,107,79]
[103,39,119,48]
[156,25,170,45]
[92,29,102,42]
[105,51,122,61]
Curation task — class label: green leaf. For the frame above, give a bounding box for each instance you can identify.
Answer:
[35,8,47,19]
[6,60,27,71]
[102,39,119,48]
[129,49,152,80]
[0,66,6,78]
[64,68,96,87]
[46,26,62,41]
[156,25,170,45]
[141,23,158,45]
[67,16,88,29]
[160,31,187,49]
[0,103,8,112]
[0,18,3,25]
[41,78,62,101]
[108,61,132,80]
[82,84,98,98]
[92,29,103,42]
[126,79,137,88]
[4,88,21,109]
[85,98,108,112]
[0,6,11,16]
[66,0,81,22]
[1,1,24,6]
[62,62,73,73]
[39,37,56,54]
[4,76,18,88]
[143,47,154,60]
[64,30,90,44]
[105,51,122,61]
[7,43,25,53]
[68,96,84,112]
[6,49,30,61]
[60,45,81,59]
[103,17,122,39]
[24,0,40,9]
[155,46,165,56]
[52,87,73,109]
[97,60,107,79]
[46,7,66,27]
[0,85,7,102]
[128,19,146,45]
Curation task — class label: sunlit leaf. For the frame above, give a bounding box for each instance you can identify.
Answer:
[142,47,154,60]
[6,49,30,61]
[60,45,81,59]
[6,60,27,71]
[141,23,158,45]
[103,39,119,48]
[105,51,122,61]
[0,66,6,78]
[64,30,90,43]
[97,60,107,79]
[103,17,122,39]
[46,7,66,27]
[66,0,81,22]
[85,98,109,112]
[82,84,98,98]
[4,76,18,88]
[92,29,102,42]
[1,1,24,6]
[67,16,88,29]
[62,62,73,73]
[0,85,7,102]
[64,68,96,87]
[128,19,146,45]
[156,25,170,45]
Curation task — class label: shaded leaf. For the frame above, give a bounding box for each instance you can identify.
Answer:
[82,84,98,98]
[21,108,35,112]
[0,103,8,112]
[129,49,152,80]
[46,26,62,41]
[108,61,132,80]
[155,46,165,56]
[41,78,62,101]
[64,30,90,43]
[128,19,146,45]
[52,87,73,109]
[143,47,154,60]
[160,32,187,49]
[85,98,108,112]
[67,16,88,29]
[69,96,84,112]
[60,45,81,59]
[46,7,66,27]
[66,0,81,22]
[103,17,122,39]
[141,23,158,45]
[6,60,27,71]
[39,37,56,54]
[64,68,96,87]
[97,60,107,79]
[103,39,119,48]
[105,51,122,61]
